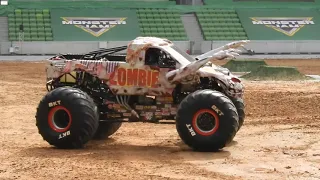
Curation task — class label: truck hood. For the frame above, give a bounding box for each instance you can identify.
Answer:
[165,56,240,85]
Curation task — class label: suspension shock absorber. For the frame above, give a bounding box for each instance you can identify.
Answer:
[116,95,140,119]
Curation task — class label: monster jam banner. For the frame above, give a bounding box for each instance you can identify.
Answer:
[237,9,320,40]
[50,9,140,41]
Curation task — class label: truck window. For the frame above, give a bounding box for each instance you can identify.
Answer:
[145,48,175,68]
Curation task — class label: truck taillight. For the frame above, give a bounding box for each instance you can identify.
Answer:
[231,77,241,83]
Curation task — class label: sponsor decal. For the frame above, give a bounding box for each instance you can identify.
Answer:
[61,17,127,37]
[251,17,315,36]
[162,111,170,116]
[112,104,121,109]
[156,96,173,102]
[135,105,144,110]
[107,114,121,118]
[143,106,157,110]
[144,112,154,121]
[123,113,132,117]
[109,68,159,88]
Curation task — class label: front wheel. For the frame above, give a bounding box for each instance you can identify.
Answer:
[35,87,99,149]
[176,89,239,151]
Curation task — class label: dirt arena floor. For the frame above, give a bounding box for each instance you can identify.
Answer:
[0,59,319,180]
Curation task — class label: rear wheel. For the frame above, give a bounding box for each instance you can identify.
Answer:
[230,97,245,131]
[176,89,239,151]
[35,87,99,149]
[93,121,122,140]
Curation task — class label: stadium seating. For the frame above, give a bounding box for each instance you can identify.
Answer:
[137,8,188,41]
[6,7,248,41]
[7,9,53,41]
[196,9,248,41]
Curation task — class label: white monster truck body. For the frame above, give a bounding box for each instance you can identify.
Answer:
[37,37,249,151]
[46,37,246,98]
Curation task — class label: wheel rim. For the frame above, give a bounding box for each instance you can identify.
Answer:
[48,106,72,133]
[192,109,220,136]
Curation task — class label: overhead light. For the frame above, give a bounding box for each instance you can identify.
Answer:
[1,0,8,5]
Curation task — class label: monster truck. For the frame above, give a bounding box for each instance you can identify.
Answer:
[36,37,248,151]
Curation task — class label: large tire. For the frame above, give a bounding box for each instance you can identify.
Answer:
[230,97,245,131]
[35,87,99,149]
[176,89,239,151]
[93,121,122,140]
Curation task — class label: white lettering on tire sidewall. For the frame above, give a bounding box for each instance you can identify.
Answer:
[58,130,71,139]
[186,124,196,136]
[211,105,224,116]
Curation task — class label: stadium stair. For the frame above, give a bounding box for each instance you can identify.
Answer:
[137,8,188,41]
[8,9,53,41]
[0,17,9,41]
[196,9,248,41]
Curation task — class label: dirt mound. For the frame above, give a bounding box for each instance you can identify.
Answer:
[0,61,319,180]
[240,65,311,81]
[222,59,267,72]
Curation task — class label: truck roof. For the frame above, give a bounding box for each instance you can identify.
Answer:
[128,37,173,49]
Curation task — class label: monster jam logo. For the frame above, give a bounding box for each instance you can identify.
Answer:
[61,17,127,37]
[251,17,315,36]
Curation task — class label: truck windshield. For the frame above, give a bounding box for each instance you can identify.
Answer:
[171,45,195,63]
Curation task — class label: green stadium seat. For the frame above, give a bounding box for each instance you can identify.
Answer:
[8,27,15,32]
[37,18,44,23]
[8,17,15,23]
[37,27,45,32]
[24,33,31,38]
[37,22,44,26]
[45,37,53,41]
[9,32,16,37]
[29,18,36,23]
[30,23,37,28]
[9,37,18,41]
[8,23,15,28]
[15,18,22,24]
[45,32,53,37]
[28,9,36,14]
[44,13,50,18]
[238,32,246,36]
[15,9,22,15]
[30,32,37,36]
[21,9,29,14]
[24,27,31,33]
[36,14,43,20]
[38,32,45,36]
[24,37,31,41]
[29,13,36,18]
[35,9,42,14]
[8,13,14,18]
[30,36,38,41]
[139,14,147,18]
[43,9,50,14]
[23,19,29,24]
[137,8,187,41]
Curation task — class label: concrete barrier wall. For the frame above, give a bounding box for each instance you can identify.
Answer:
[1,40,320,55]
[210,40,320,54]
[0,41,191,55]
